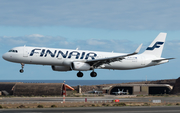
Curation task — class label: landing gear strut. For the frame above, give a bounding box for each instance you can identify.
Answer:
[90,71,97,77]
[77,71,83,77]
[20,63,24,73]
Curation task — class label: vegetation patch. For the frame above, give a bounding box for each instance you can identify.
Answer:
[37,105,44,108]
[143,103,150,106]
[51,105,57,108]
[102,103,111,107]
[166,103,172,106]
[113,103,126,106]
[91,104,96,107]
[17,105,26,108]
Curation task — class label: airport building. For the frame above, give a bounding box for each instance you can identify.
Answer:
[0,82,175,96]
[103,84,173,95]
[0,82,64,96]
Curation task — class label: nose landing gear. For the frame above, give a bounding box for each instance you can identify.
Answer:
[20,63,24,73]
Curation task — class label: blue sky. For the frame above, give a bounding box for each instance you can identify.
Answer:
[0,0,180,80]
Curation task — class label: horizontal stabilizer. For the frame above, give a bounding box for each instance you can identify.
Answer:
[152,58,175,62]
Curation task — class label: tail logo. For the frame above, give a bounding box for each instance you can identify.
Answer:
[146,42,164,50]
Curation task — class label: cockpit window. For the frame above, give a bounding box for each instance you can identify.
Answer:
[8,50,18,53]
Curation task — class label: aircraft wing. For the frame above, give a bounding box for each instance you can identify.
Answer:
[86,44,142,68]
[152,58,175,62]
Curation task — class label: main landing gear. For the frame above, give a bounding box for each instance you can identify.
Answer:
[90,71,97,77]
[77,71,83,77]
[77,71,97,78]
[20,63,24,73]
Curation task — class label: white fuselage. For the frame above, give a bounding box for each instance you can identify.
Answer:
[2,46,167,71]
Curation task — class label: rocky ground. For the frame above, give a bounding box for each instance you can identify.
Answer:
[170,77,180,94]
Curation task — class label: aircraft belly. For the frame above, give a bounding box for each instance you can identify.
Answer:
[18,57,64,66]
[102,60,142,70]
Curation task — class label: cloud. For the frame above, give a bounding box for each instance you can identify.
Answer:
[0,34,137,53]
[87,39,106,45]
[28,34,44,38]
[8,39,27,45]
[0,34,66,47]
[1,34,180,57]
[0,0,180,30]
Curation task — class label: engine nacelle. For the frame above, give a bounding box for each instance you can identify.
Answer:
[51,65,72,71]
[71,62,91,71]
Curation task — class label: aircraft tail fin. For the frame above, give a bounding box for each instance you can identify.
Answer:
[142,33,167,58]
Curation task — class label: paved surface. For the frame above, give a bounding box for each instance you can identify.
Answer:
[0,106,180,113]
[0,96,180,103]
[0,96,180,112]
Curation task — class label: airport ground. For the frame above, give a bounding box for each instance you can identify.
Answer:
[0,95,180,109]
[0,106,180,113]
[0,78,180,112]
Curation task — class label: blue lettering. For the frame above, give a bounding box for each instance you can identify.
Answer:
[68,51,80,59]
[30,49,41,56]
[30,49,98,60]
[80,52,85,59]
[44,50,57,57]
[56,50,68,58]
[40,49,45,57]
[85,52,97,60]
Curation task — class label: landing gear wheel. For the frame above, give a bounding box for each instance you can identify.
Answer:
[90,71,97,77]
[20,69,24,73]
[20,63,25,73]
[77,71,83,77]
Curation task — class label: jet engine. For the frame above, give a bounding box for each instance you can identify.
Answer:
[71,62,91,71]
[51,65,72,71]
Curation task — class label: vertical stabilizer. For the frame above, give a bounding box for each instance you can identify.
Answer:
[143,33,167,58]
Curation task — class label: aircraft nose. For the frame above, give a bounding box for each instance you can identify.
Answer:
[2,53,9,60]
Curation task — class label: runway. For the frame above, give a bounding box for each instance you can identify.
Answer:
[0,96,180,103]
[0,106,180,113]
[0,96,179,112]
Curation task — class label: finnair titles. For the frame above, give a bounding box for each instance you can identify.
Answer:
[30,49,97,60]
[2,33,174,77]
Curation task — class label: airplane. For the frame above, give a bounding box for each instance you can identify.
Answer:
[2,32,174,78]
[112,89,127,95]
[87,89,103,94]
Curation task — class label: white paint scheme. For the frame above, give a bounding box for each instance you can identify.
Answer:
[2,33,174,77]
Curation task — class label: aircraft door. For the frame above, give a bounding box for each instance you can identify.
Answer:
[23,46,28,57]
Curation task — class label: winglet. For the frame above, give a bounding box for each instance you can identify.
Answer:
[135,43,143,54]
